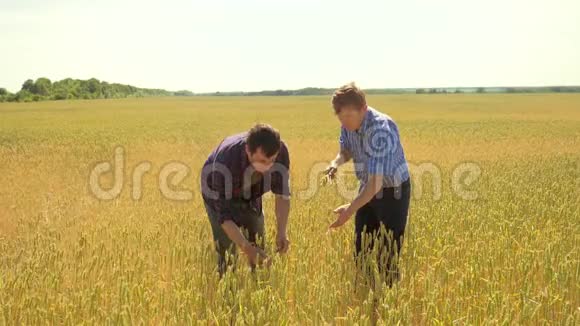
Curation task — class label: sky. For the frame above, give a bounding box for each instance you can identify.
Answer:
[1,0,579,93]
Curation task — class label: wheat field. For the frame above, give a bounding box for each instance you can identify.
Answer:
[0,94,578,324]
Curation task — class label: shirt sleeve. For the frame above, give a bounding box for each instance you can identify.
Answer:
[204,169,235,224]
[270,143,291,197]
[366,123,392,177]
[202,145,238,225]
[367,156,389,176]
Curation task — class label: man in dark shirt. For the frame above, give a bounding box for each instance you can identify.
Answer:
[201,124,291,275]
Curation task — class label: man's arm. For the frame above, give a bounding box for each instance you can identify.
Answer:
[330,174,382,229]
[325,149,352,180]
[331,149,352,168]
[330,136,392,229]
[221,220,269,265]
[221,220,252,250]
[334,127,352,168]
[326,127,352,177]
[274,194,290,253]
[348,174,383,213]
[207,167,269,265]
[269,142,291,253]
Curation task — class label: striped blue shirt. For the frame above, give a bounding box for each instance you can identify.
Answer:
[340,107,410,188]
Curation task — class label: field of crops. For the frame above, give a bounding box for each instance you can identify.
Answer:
[0,94,578,324]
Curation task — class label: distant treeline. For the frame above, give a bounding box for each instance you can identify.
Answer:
[0,78,194,103]
[1,78,579,103]
[203,86,580,96]
[413,86,580,94]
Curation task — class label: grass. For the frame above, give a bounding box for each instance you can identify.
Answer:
[0,94,578,324]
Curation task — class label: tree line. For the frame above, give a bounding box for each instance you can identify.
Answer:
[414,86,580,94]
[0,78,194,103]
[2,78,579,103]
[205,86,580,96]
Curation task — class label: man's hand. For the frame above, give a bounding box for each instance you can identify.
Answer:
[322,162,338,184]
[329,203,354,229]
[329,175,383,230]
[323,150,351,185]
[276,233,290,254]
[241,242,271,267]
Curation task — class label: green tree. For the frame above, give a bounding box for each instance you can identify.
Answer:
[22,79,35,93]
[87,78,102,96]
[33,77,52,96]
[16,89,33,102]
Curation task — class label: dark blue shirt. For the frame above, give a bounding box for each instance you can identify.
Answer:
[201,132,290,224]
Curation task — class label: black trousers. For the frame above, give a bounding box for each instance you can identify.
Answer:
[355,178,411,286]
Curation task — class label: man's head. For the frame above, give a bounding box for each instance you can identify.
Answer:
[332,82,368,131]
[245,123,281,173]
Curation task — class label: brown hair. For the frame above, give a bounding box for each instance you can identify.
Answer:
[331,82,366,113]
[247,123,281,157]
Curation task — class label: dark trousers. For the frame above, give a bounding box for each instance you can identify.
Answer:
[204,200,265,276]
[355,178,411,286]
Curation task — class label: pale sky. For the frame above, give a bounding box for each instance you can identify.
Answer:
[1,0,579,93]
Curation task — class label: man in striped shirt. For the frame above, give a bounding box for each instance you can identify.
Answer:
[325,83,411,286]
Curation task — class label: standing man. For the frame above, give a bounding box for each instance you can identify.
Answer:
[325,83,411,286]
[201,124,291,275]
